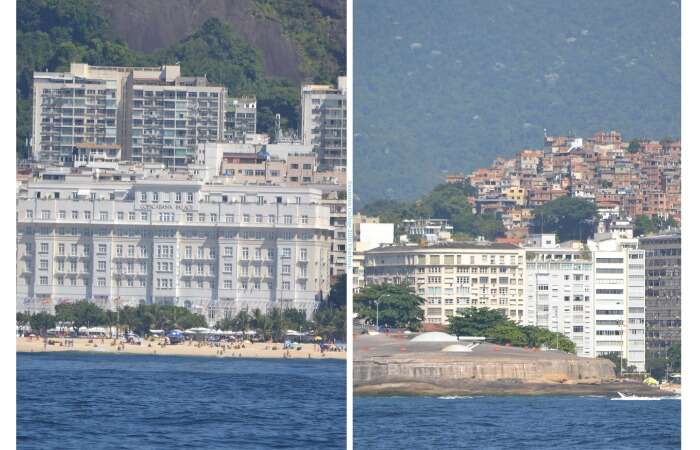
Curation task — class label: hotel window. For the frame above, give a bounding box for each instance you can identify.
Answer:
[70,244,78,256]
[282,281,291,290]
[84,211,91,220]
[301,215,309,224]
[98,244,107,255]
[197,247,204,259]
[26,210,33,219]
[175,192,182,203]
[210,214,217,223]
[57,277,64,286]
[187,192,193,203]
[268,215,275,223]
[224,279,232,289]
[41,210,50,220]
[39,259,48,270]
[117,212,124,221]
[97,261,106,272]
[141,212,148,221]
[58,210,66,219]
[116,245,123,256]
[225,214,234,223]
[282,265,291,274]
[98,211,108,221]
[254,248,262,260]
[186,213,193,222]
[127,262,134,273]
[185,246,192,258]
[267,249,275,260]
[284,215,292,224]
[58,244,65,256]
[300,249,308,261]
[224,247,233,257]
[198,213,205,222]
[39,276,48,286]
[163,193,170,203]
[152,192,159,203]
[69,261,77,272]
[300,266,308,278]
[282,248,291,258]
[39,243,49,254]
[140,192,147,202]
[209,248,216,259]
[223,263,232,274]
[253,280,261,290]
[72,210,79,219]
[241,247,249,260]
[241,280,249,289]
[256,214,263,223]
[97,278,106,287]
[243,214,250,223]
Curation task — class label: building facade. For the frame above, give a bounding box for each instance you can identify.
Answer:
[224,96,257,143]
[588,237,646,371]
[33,64,226,168]
[639,233,681,363]
[16,175,333,324]
[524,244,596,357]
[363,243,526,325]
[300,77,347,170]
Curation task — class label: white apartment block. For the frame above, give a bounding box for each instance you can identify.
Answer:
[363,243,526,325]
[16,175,333,325]
[300,77,347,170]
[524,236,596,357]
[588,236,646,371]
[33,63,226,168]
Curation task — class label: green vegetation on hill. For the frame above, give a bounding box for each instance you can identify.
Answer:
[16,0,345,159]
[531,196,598,242]
[354,0,680,204]
[633,214,677,237]
[361,181,504,240]
[448,307,576,354]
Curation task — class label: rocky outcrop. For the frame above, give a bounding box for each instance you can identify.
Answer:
[354,356,616,389]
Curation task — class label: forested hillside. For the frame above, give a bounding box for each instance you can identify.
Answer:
[354,0,680,204]
[16,0,346,159]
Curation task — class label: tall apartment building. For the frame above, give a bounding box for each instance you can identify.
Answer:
[639,232,681,363]
[524,237,596,358]
[363,243,526,325]
[33,63,226,168]
[300,77,347,170]
[224,96,257,143]
[16,173,333,324]
[588,236,646,371]
[32,68,121,164]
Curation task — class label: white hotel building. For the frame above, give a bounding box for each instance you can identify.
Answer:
[16,171,333,324]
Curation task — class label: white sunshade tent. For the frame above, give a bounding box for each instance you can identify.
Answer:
[285,330,305,337]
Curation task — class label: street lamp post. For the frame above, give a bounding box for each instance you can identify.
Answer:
[375,294,391,333]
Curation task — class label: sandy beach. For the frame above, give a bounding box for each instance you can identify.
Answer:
[16,337,346,360]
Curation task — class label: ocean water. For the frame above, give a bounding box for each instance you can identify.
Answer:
[354,395,680,450]
[17,352,346,449]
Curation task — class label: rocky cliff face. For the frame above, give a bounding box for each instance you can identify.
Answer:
[98,0,304,80]
[354,357,616,388]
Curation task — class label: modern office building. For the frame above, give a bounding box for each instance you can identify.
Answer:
[363,242,526,325]
[224,96,257,143]
[300,77,347,170]
[32,63,226,168]
[16,171,333,325]
[639,232,681,363]
[524,235,596,358]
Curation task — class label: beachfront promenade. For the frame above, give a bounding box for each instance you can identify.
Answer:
[17,337,345,360]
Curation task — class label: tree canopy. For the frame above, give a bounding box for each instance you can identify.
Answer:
[360,182,504,240]
[353,283,425,330]
[633,214,677,237]
[531,196,598,242]
[448,308,576,353]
